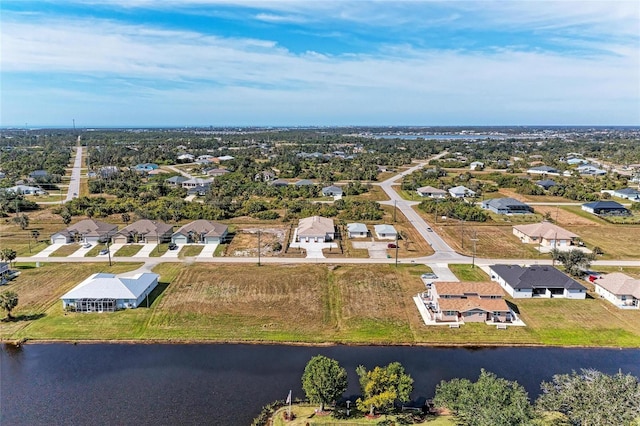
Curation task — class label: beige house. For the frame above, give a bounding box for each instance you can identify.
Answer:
[416,186,447,198]
[112,220,174,244]
[51,219,118,244]
[171,220,228,244]
[512,222,578,248]
[296,216,335,242]
[428,281,517,325]
[593,273,640,309]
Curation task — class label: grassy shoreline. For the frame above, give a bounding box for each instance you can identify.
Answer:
[2,262,640,348]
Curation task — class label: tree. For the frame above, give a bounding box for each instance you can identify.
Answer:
[537,369,640,426]
[121,212,131,225]
[301,355,348,412]
[551,248,596,277]
[0,248,17,268]
[356,362,413,415]
[31,229,40,243]
[60,207,72,225]
[433,369,533,426]
[12,213,29,230]
[0,291,19,320]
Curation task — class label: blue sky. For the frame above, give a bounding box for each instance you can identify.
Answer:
[1,0,639,127]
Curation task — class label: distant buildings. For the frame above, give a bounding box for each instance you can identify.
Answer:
[582,201,629,216]
[482,198,533,215]
[512,222,578,248]
[527,165,560,175]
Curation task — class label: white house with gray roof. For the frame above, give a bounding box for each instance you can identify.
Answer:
[448,186,476,198]
[347,223,368,238]
[489,264,586,299]
[482,198,534,215]
[374,224,397,240]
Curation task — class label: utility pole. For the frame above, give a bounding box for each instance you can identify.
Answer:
[257,230,261,266]
[107,239,112,266]
[393,200,397,223]
[460,219,465,249]
[470,230,479,268]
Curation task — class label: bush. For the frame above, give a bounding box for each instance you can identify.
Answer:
[252,210,280,220]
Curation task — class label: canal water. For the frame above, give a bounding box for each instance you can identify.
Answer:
[2,344,639,425]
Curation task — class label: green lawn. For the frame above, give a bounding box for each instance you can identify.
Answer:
[114,244,143,257]
[449,264,489,281]
[179,245,204,257]
[50,244,81,257]
[149,243,170,257]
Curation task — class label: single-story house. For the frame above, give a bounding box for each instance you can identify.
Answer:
[51,219,118,244]
[322,185,343,197]
[29,169,49,179]
[171,220,228,244]
[416,186,447,198]
[254,170,275,181]
[347,223,368,238]
[196,155,214,162]
[177,153,195,162]
[270,179,289,187]
[4,185,47,195]
[427,281,516,324]
[60,272,159,312]
[469,161,484,171]
[205,168,230,177]
[181,177,213,189]
[112,220,174,244]
[187,184,210,196]
[294,179,315,186]
[0,262,9,277]
[536,179,557,190]
[566,158,588,165]
[217,155,234,162]
[165,176,189,186]
[593,273,640,309]
[577,164,606,176]
[489,264,586,299]
[296,216,335,242]
[449,186,476,198]
[612,187,640,200]
[133,163,158,173]
[482,198,534,214]
[374,224,398,240]
[512,222,579,248]
[582,201,630,216]
[527,165,560,175]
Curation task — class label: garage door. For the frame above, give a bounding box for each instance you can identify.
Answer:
[52,235,68,244]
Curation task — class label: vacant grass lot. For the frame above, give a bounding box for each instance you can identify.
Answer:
[179,245,204,257]
[6,263,640,347]
[448,264,489,281]
[114,244,143,257]
[50,244,82,257]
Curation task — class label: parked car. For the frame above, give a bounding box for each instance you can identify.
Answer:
[81,243,91,248]
[421,273,438,280]
[426,227,433,232]
[387,243,397,248]
[99,248,109,255]
[168,243,178,250]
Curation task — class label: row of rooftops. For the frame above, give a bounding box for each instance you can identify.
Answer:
[52,219,228,240]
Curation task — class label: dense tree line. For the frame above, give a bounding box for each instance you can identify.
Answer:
[418,199,488,222]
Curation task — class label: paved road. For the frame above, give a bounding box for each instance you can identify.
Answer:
[165,165,193,178]
[64,146,83,202]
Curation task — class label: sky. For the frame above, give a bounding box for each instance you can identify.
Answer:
[1,0,639,127]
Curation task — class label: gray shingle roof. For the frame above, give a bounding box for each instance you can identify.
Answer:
[491,264,586,291]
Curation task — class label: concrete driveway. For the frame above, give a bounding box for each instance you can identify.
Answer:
[427,264,459,282]
[351,241,390,259]
[68,244,94,258]
[134,244,158,257]
[197,243,219,259]
[289,241,337,258]
[162,245,181,258]
[34,243,65,257]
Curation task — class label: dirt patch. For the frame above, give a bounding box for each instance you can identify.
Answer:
[227,226,287,257]
[534,205,598,226]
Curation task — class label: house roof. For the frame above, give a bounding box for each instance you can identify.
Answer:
[115,220,173,237]
[491,265,586,291]
[183,177,213,185]
[61,272,159,300]
[173,220,228,238]
[536,179,557,187]
[582,201,625,209]
[347,223,368,233]
[513,222,578,240]
[417,186,447,194]
[528,165,559,173]
[294,179,314,186]
[298,216,334,237]
[165,176,188,183]
[483,197,531,210]
[322,185,343,193]
[270,179,289,186]
[449,185,475,195]
[55,219,118,238]
[594,273,640,298]
[374,224,397,234]
[438,297,510,314]
[433,281,504,297]
[613,187,640,196]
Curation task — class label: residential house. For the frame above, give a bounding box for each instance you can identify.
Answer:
[29,170,49,180]
[51,219,118,244]
[566,158,588,165]
[181,177,213,189]
[374,224,398,240]
[322,185,343,197]
[112,220,173,244]
[205,168,230,178]
[187,185,210,196]
[270,179,289,187]
[347,223,368,238]
[296,216,335,242]
[448,185,476,198]
[489,264,586,299]
[582,200,630,216]
[196,155,214,163]
[171,220,228,244]
[612,187,640,200]
[527,165,560,175]
[416,186,447,198]
[133,163,158,173]
[469,161,484,171]
[536,179,557,190]
[98,166,119,178]
[4,185,47,195]
[177,153,195,162]
[512,222,578,248]
[217,155,234,162]
[577,164,606,176]
[254,170,275,181]
[593,273,640,309]
[165,176,188,186]
[60,272,159,312]
[0,262,9,279]
[482,198,534,214]
[425,281,517,325]
[294,179,315,186]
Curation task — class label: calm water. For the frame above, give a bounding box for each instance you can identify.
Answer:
[2,344,639,425]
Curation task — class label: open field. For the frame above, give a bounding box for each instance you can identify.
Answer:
[5,263,640,347]
[448,264,489,281]
[497,188,578,204]
[225,226,287,257]
[272,405,453,426]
